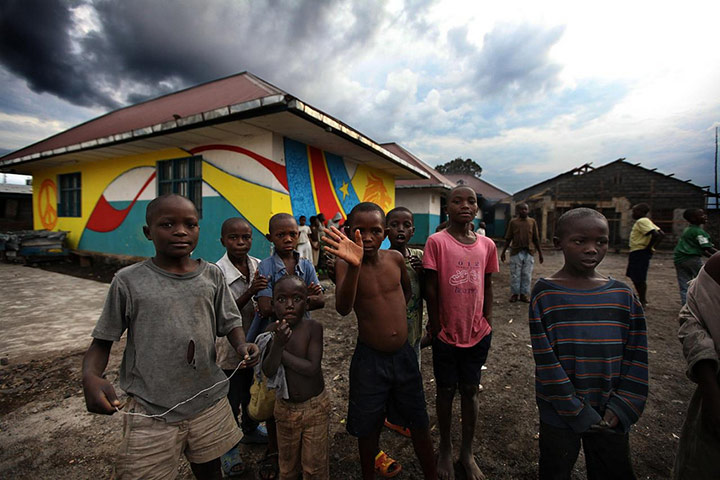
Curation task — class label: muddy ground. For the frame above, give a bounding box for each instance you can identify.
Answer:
[0,249,693,479]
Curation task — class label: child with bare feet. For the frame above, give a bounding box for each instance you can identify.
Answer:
[530,208,648,479]
[261,275,329,479]
[82,194,259,479]
[323,202,437,480]
[423,185,498,480]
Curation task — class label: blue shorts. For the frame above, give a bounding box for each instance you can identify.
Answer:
[432,333,492,388]
[346,341,429,438]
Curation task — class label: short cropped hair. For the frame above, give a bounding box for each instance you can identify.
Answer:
[555,208,607,239]
[386,206,413,224]
[347,202,385,226]
[273,274,308,297]
[632,203,650,216]
[268,213,296,232]
[448,185,477,198]
[683,208,703,222]
[221,217,250,236]
[145,194,197,224]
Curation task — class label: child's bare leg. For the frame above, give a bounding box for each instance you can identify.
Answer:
[459,383,485,480]
[358,426,382,480]
[190,458,222,480]
[410,427,438,479]
[436,386,456,480]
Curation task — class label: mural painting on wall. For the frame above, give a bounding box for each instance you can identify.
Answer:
[38,179,58,230]
[41,138,394,259]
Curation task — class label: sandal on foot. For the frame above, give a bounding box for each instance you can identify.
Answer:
[384,419,411,437]
[375,450,402,478]
[221,446,245,478]
[258,451,279,480]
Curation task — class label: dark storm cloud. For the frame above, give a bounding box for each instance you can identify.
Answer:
[0,0,121,109]
[449,23,565,100]
[0,0,408,109]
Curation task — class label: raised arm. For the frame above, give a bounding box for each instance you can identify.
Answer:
[82,339,120,415]
[322,226,363,316]
[263,321,291,377]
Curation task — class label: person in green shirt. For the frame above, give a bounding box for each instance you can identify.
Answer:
[674,208,716,304]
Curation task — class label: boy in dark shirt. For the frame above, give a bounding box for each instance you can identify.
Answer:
[501,202,543,303]
[262,275,329,479]
[82,194,259,479]
[530,208,648,479]
[323,202,437,480]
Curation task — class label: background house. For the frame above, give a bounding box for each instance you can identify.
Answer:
[386,143,455,244]
[506,159,709,246]
[0,182,33,231]
[443,174,510,237]
[0,72,427,260]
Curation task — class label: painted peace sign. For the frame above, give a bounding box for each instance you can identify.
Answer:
[38,179,58,230]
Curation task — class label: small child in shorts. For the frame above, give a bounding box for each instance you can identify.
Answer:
[82,194,259,479]
[247,212,325,479]
[262,275,330,479]
[323,202,437,480]
[530,208,648,479]
[423,185,498,480]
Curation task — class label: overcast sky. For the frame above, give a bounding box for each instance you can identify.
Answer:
[1,0,718,194]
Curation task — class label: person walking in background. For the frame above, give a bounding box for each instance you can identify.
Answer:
[674,208,716,305]
[626,203,664,308]
[501,202,543,303]
[296,215,313,261]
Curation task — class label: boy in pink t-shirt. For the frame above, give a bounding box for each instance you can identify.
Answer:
[424,185,499,480]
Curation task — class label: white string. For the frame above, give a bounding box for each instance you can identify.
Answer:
[115,360,247,418]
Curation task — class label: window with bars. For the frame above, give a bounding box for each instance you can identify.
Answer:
[58,172,81,217]
[157,156,203,215]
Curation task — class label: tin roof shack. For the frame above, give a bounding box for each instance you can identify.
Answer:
[0,183,33,230]
[0,72,427,260]
[386,143,455,244]
[509,159,708,247]
[443,174,511,237]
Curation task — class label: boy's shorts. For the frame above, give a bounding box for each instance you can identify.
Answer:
[346,341,429,438]
[626,249,652,283]
[432,332,492,389]
[115,396,241,479]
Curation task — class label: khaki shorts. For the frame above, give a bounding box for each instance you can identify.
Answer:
[114,397,242,480]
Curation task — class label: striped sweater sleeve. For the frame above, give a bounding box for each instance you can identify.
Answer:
[606,293,649,430]
[529,284,602,433]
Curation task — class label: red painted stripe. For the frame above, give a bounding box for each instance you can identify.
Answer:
[86,172,156,232]
[308,146,343,220]
[189,144,289,191]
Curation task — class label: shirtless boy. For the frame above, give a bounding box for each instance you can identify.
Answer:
[263,275,329,479]
[323,202,437,480]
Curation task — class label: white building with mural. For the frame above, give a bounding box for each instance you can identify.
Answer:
[0,72,428,260]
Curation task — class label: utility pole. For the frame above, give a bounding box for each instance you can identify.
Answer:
[715,126,718,208]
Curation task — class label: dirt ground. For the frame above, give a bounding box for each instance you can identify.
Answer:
[0,249,693,479]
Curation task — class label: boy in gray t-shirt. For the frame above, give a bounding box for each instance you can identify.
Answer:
[82,194,259,479]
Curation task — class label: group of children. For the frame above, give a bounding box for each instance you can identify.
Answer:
[85,186,720,479]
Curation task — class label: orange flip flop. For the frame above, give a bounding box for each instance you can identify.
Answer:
[375,450,402,478]
[384,419,411,437]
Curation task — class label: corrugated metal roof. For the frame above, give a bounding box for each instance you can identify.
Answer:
[0,183,32,194]
[0,72,429,181]
[443,174,510,201]
[383,143,454,190]
[3,72,283,162]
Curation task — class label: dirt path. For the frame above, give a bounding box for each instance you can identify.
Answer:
[0,251,693,479]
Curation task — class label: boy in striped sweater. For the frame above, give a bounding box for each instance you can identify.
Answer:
[529,208,648,480]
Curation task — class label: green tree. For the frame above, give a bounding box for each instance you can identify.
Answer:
[435,157,483,179]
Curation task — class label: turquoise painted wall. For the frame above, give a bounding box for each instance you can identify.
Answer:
[409,213,441,245]
[78,194,272,261]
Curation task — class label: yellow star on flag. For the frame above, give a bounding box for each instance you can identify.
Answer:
[339,181,349,199]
